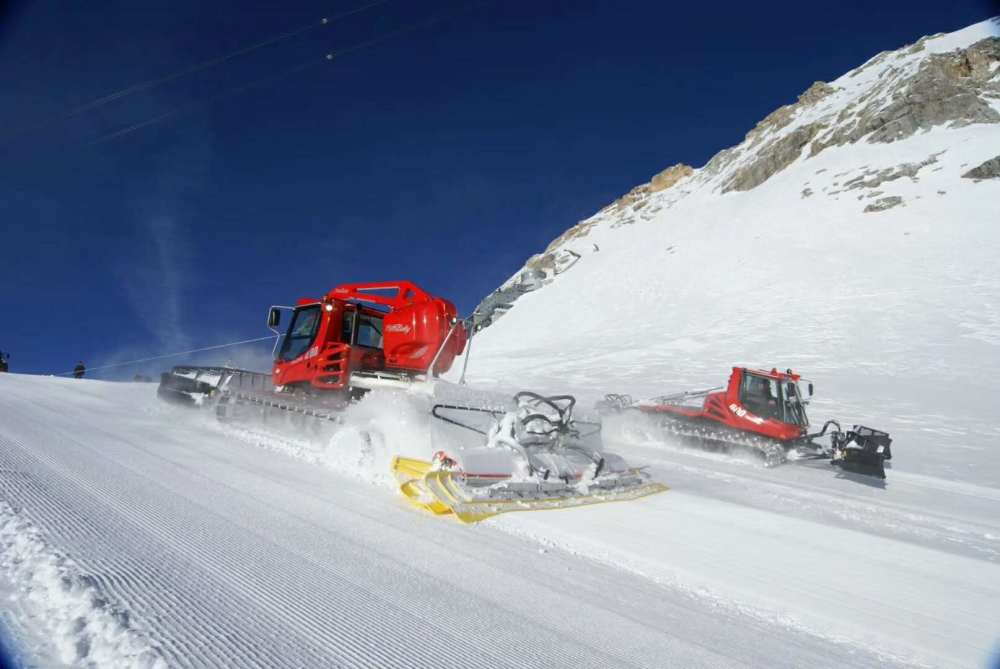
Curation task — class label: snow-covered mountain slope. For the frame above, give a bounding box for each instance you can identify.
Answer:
[463,18,1000,486]
[1,373,958,669]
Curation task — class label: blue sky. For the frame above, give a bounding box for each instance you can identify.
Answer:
[0,0,995,377]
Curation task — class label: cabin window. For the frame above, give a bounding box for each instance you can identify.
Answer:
[341,309,356,344]
[356,313,384,349]
[740,373,781,420]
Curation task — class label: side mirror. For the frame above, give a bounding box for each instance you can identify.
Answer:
[268,308,281,328]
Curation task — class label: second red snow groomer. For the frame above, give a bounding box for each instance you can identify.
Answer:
[601,366,893,479]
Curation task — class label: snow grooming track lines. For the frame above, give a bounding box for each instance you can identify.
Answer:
[622,441,1000,564]
[0,432,303,668]
[0,375,916,669]
[0,430,507,669]
[194,385,994,668]
[489,489,1000,669]
[0,380,712,666]
[0,500,166,669]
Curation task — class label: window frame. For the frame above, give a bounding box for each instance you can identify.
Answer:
[354,311,384,350]
[277,305,322,362]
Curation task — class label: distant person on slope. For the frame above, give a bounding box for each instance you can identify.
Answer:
[73,361,86,379]
[0,351,8,373]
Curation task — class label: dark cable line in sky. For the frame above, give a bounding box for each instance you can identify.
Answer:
[51,335,278,377]
[0,0,392,145]
[325,4,464,59]
[89,3,475,147]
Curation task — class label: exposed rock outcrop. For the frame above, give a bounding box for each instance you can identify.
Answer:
[812,37,1000,153]
[864,196,904,213]
[724,123,825,192]
[562,162,698,238]
[962,155,1000,179]
[746,82,836,145]
[798,81,837,106]
[840,153,943,191]
[472,249,581,328]
[613,184,650,209]
[650,163,695,192]
[722,36,999,192]
[543,218,600,253]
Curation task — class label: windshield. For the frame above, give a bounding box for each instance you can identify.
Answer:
[277,305,321,362]
[740,373,809,427]
[780,379,809,428]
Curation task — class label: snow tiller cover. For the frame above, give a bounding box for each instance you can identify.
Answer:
[392,392,667,523]
[157,366,241,406]
[602,367,893,480]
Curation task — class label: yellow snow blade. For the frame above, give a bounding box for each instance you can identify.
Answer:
[391,456,668,524]
[424,470,668,523]
[391,457,452,516]
[392,456,434,481]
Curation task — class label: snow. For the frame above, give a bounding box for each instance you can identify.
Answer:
[0,503,165,669]
[3,17,1000,669]
[0,373,922,669]
[833,17,999,100]
[497,494,998,663]
[456,128,1000,668]
[462,119,1000,488]
[922,17,1000,55]
[1,371,998,668]
[449,18,1000,668]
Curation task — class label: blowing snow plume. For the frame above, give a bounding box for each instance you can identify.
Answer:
[214,388,438,490]
[321,389,438,487]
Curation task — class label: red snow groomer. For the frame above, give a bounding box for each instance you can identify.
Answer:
[600,367,892,479]
[158,280,467,425]
[266,280,466,396]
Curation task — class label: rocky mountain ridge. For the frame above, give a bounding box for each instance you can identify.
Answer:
[472,18,1000,329]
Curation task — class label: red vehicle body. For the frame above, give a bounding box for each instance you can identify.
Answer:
[270,281,466,394]
[638,367,811,442]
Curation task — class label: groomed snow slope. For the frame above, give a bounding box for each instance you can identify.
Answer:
[1,374,999,668]
[463,19,1000,486]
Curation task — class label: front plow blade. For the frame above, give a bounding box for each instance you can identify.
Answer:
[392,457,667,523]
[832,425,892,480]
